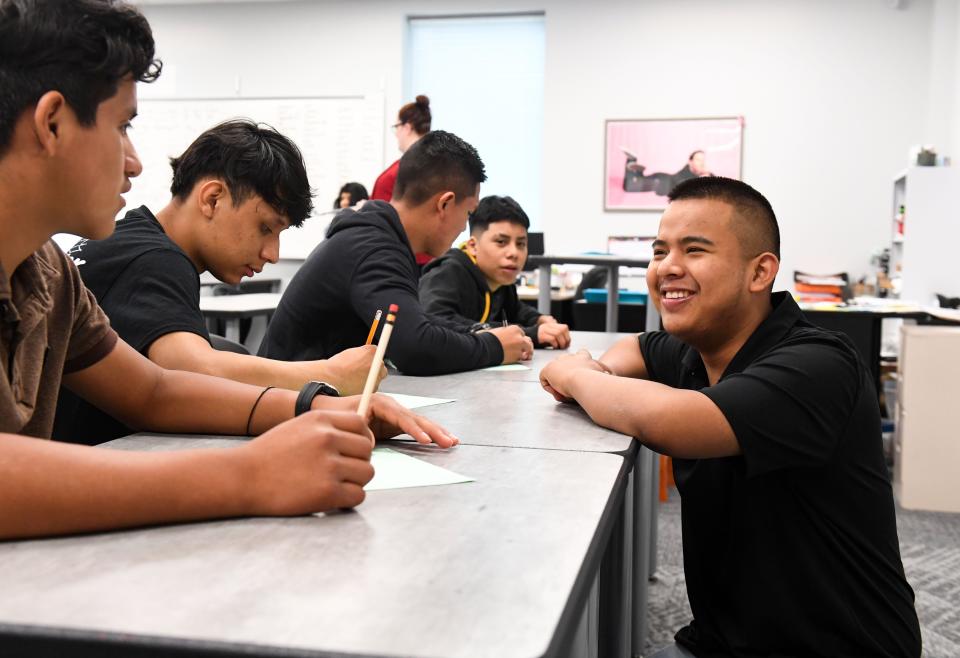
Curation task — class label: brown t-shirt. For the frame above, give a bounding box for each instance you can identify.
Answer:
[0,241,117,438]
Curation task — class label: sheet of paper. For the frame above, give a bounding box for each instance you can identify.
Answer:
[382,392,455,409]
[481,363,531,372]
[365,448,474,491]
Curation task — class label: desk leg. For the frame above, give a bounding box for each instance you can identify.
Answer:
[538,264,552,315]
[649,452,659,580]
[598,466,633,658]
[606,266,620,332]
[223,318,241,345]
[632,447,653,657]
[568,575,599,658]
[645,300,660,332]
[244,315,269,354]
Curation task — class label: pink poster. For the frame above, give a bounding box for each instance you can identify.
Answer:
[604,117,744,211]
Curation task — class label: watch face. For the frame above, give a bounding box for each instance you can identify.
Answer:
[317,382,340,397]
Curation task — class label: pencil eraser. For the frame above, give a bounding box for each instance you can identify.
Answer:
[389,304,399,312]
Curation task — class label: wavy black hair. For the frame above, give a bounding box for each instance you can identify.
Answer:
[170,119,315,227]
[0,0,161,156]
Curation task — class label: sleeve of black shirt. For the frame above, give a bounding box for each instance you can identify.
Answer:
[418,263,479,333]
[638,330,689,387]
[350,250,503,375]
[100,249,209,354]
[699,332,862,477]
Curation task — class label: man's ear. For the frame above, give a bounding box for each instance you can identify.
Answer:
[466,235,478,256]
[32,91,69,155]
[196,179,227,219]
[436,191,456,215]
[748,252,780,293]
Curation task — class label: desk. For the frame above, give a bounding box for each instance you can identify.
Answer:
[525,255,655,333]
[198,292,282,352]
[517,286,577,325]
[0,439,628,658]
[381,330,657,656]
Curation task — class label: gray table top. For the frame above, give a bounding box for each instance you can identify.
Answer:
[0,438,629,658]
[382,377,634,455]
[391,331,633,384]
[198,292,282,317]
[380,331,636,455]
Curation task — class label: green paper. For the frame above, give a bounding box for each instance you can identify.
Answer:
[365,448,474,491]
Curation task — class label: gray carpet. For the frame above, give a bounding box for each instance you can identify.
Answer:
[643,493,960,657]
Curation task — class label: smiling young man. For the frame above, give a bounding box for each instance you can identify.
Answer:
[259,132,534,375]
[54,120,382,445]
[0,0,455,540]
[539,177,921,657]
[419,195,570,349]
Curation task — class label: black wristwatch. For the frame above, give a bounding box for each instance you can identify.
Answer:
[295,380,340,416]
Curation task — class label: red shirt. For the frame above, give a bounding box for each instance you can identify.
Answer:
[371,160,399,201]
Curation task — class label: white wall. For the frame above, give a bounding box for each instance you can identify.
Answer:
[139,0,945,289]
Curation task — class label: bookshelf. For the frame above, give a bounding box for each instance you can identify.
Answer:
[889,167,960,305]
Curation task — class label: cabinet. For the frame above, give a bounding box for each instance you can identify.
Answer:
[894,326,960,512]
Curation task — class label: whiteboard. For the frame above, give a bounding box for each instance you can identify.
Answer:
[123,95,386,259]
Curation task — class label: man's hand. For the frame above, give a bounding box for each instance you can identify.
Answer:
[537,322,571,349]
[488,325,534,363]
[539,349,611,402]
[537,315,557,326]
[313,393,459,448]
[241,410,375,515]
[321,345,385,396]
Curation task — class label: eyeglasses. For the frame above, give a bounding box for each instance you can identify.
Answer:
[391,122,404,131]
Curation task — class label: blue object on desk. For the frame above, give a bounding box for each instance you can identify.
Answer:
[583,288,647,304]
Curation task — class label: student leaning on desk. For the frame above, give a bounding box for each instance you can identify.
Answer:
[419,194,571,349]
[0,0,456,541]
[53,119,383,446]
[259,131,534,375]
[540,177,921,657]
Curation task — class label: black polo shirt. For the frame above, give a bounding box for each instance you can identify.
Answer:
[640,292,920,658]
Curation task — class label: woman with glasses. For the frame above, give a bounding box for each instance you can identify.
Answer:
[371,95,433,264]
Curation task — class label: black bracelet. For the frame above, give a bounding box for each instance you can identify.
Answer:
[245,386,274,436]
[295,380,340,416]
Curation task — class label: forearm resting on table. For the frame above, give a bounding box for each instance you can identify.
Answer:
[149,333,335,391]
[565,369,739,459]
[0,433,252,539]
[132,368,297,435]
[598,334,648,379]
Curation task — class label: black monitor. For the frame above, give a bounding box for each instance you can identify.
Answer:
[527,232,544,255]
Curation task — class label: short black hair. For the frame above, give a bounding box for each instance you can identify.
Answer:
[469,195,529,235]
[393,130,487,206]
[688,150,704,161]
[668,176,780,259]
[334,182,369,209]
[170,119,314,227]
[0,0,161,156]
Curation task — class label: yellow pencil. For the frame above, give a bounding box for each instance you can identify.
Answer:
[364,309,382,346]
[357,304,398,428]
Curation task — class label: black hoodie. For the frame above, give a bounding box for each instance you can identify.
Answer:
[258,201,503,375]
[419,247,543,346]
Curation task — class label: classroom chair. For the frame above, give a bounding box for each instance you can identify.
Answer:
[659,455,675,502]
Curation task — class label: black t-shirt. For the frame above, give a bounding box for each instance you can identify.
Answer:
[53,206,208,445]
[640,292,920,658]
